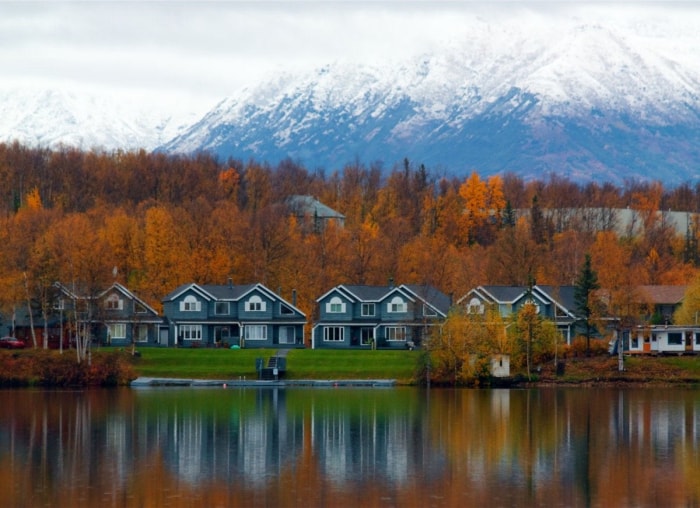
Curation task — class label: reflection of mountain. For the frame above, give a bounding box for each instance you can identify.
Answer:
[3,388,700,505]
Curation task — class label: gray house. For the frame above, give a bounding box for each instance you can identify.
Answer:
[312,283,451,350]
[457,285,581,344]
[161,282,306,348]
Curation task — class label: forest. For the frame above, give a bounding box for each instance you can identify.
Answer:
[1,140,700,327]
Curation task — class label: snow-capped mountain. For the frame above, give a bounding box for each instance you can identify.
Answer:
[161,18,700,184]
[2,13,700,184]
[0,88,189,151]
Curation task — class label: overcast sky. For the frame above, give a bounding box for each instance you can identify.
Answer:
[2,1,698,119]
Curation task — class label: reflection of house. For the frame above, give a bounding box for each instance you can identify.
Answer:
[287,195,345,232]
[161,282,306,348]
[312,283,451,350]
[458,285,581,344]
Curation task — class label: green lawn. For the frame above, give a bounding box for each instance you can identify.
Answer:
[127,347,419,383]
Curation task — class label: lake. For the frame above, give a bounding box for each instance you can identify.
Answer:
[1,386,699,507]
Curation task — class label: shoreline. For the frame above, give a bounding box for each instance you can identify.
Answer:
[130,377,397,388]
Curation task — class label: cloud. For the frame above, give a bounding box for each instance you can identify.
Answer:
[1,1,698,119]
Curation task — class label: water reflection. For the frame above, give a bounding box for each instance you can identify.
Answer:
[1,387,700,507]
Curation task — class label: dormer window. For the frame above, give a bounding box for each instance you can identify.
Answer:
[180,295,201,312]
[387,296,407,313]
[105,294,123,310]
[245,295,266,312]
[327,296,346,313]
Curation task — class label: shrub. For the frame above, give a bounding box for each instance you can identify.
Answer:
[563,336,610,357]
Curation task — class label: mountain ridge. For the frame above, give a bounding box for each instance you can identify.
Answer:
[2,16,700,184]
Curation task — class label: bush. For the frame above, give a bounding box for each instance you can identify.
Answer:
[0,349,136,387]
[563,336,610,357]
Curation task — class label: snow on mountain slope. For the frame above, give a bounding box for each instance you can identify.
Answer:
[161,17,700,183]
[2,11,699,184]
[0,88,189,151]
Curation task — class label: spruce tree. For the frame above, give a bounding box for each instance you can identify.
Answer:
[574,253,600,353]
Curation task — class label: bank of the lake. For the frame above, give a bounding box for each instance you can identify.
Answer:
[4,347,700,387]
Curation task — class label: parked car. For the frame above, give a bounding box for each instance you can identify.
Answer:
[0,336,26,349]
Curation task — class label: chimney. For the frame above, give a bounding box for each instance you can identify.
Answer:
[292,289,297,306]
[228,277,233,288]
[388,277,394,288]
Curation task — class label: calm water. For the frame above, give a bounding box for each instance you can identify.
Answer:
[1,386,700,507]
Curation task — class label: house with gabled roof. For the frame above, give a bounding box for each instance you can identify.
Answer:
[635,285,687,324]
[287,194,345,232]
[161,281,306,348]
[13,282,161,348]
[457,285,582,344]
[312,283,451,350]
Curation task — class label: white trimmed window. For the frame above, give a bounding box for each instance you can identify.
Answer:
[180,324,202,340]
[361,303,375,316]
[134,301,148,314]
[423,304,437,317]
[245,295,266,312]
[386,326,407,341]
[105,294,123,310]
[387,296,407,313]
[324,326,344,342]
[523,299,540,314]
[467,297,484,314]
[245,325,267,341]
[180,295,201,312]
[108,323,126,339]
[326,296,346,313]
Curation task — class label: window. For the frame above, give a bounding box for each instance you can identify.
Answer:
[180,295,201,312]
[361,303,375,316]
[180,324,202,341]
[280,303,294,315]
[324,326,344,342]
[245,295,266,312]
[108,323,126,339]
[327,296,345,313]
[360,327,374,345]
[134,302,148,314]
[105,294,123,310]
[215,302,230,315]
[245,325,267,341]
[696,333,700,346]
[135,325,148,343]
[423,304,437,317]
[523,299,540,314]
[668,332,683,346]
[279,326,296,344]
[466,297,484,314]
[387,296,407,313]
[386,326,406,341]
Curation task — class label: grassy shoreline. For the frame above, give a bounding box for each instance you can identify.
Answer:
[4,347,700,387]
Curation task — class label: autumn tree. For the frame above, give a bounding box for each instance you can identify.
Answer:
[426,307,507,385]
[673,276,700,325]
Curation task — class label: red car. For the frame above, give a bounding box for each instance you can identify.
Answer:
[0,336,26,349]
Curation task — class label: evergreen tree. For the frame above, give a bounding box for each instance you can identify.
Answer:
[574,253,600,352]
